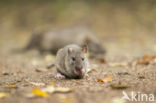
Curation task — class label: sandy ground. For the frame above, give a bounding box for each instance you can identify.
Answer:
[0,34,156,103]
[0,1,156,103]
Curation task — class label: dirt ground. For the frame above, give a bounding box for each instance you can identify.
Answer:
[0,1,156,103]
[0,34,156,103]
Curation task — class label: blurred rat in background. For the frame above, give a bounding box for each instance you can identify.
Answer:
[24,26,106,57]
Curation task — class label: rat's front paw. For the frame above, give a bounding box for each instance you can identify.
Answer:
[55,72,66,79]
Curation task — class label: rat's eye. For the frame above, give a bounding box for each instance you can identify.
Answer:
[82,57,85,61]
[71,57,76,61]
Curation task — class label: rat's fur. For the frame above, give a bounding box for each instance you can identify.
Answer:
[55,44,89,79]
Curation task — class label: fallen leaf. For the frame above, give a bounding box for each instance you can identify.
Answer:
[25,79,45,86]
[97,75,113,83]
[55,87,73,93]
[31,60,39,66]
[42,86,55,93]
[87,68,96,73]
[112,97,126,103]
[137,54,156,65]
[0,92,7,98]
[137,60,149,65]
[103,75,113,83]
[108,62,127,67]
[45,54,55,62]
[97,78,104,82]
[111,84,129,89]
[144,55,156,60]
[27,85,73,98]
[31,88,49,98]
[2,71,9,75]
[42,86,73,93]
[28,82,45,86]
[6,84,17,88]
[97,57,107,63]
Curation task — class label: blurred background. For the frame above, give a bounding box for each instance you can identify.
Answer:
[0,0,156,57]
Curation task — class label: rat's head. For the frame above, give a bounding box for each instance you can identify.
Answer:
[65,45,88,79]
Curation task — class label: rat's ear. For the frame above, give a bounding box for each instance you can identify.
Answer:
[68,48,73,54]
[82,45,88,53]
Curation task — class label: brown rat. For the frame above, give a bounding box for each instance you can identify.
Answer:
[25,26,106,56]
[55,44,89,79]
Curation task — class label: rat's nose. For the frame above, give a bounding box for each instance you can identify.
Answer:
[74,66,84,75]
[75,66,82,70]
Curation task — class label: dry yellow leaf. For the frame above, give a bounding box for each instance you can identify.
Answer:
[45,54,55,62]
[29,82,45,86]
[109,62,127,67]
[97,75,113,83]
[87,68,96,73]
[31,60,39,66]
[137,54,156,65]
[28,85,73,98]
[55,87,73,93]
[143,54,156,60]
[112,97,126,103]
[6,84,17,88]
[31,88,49,98]
[110,84,129,89]
[97,57,107,63]
[42,86,55,93]
[0,92,7,98]
[103,75,113,83]
[97,78,104,82]
[42,86,73,93]
[25,79,45,86]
